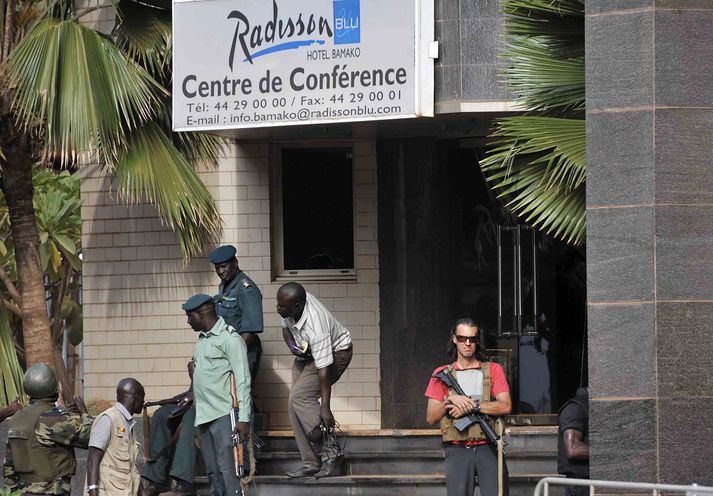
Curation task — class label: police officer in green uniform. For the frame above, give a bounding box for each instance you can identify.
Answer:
[3,364,93,496]
[209,245,263,381]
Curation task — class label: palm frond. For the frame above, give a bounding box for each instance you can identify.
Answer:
[0,304,24,407]
[484,117,585,190]
[504,36,584,112]
[113,0,171,79]
[481,116,585,246]
[5,18,164,165]
[114,122,222,258]
[504,0,584,38]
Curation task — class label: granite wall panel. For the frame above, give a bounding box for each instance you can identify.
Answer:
[586,207,654,303]
[586,11,653,110]
[659,398,713,485]
[655,108,713,205]
[587,110,654,207]
[656,205,713,301]
[588,303,655,398]
[588,1,652,13]
[589,400,657,482]
[657,302,713,398]
[655,9,713,107]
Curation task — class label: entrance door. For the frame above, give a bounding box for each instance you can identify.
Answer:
[377,139,587,428]
[450,146,588,421]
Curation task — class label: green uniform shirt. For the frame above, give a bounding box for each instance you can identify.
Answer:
[215,271,263,335]
[192,317,251,425]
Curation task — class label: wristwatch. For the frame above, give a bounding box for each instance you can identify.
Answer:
[473,400,481,412]
[87,484,98,493]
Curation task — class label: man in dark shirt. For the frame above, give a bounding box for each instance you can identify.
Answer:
[558,387,589,496]
[209,245,263,381]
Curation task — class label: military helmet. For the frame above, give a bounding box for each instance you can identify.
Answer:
[24,363,58,398]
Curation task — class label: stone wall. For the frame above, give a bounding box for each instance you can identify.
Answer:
[586,2,713,485]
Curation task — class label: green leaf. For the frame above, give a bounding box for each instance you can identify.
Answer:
[5,18,165,166]
[53,233,77,256]
[114,122,222,258]
[481,116,586,246]
[0,304,24,407]
[481,0,586,246]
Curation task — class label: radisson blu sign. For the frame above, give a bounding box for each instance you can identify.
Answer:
[172,0,434,131]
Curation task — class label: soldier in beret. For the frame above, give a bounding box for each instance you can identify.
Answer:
[183,294,251,496]
[209,245,263,382]
[4,363,93,496]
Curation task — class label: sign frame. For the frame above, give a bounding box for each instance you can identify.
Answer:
[171,0,434,132]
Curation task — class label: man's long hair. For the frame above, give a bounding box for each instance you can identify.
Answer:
[447,317,487,362]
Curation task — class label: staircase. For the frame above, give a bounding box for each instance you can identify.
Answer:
[198,426,559,496]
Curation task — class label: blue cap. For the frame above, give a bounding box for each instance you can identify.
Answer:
[182,294,214,312]
[208,245,237,264]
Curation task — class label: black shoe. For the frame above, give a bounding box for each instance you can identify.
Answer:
[140,477,169,496]
[313,455,345,479]
[286,465,321,478]
[169,479,196,496]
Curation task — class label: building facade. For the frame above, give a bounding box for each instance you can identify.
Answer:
[80,0,713,486]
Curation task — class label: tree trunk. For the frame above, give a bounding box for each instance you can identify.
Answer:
[0,94,55,370]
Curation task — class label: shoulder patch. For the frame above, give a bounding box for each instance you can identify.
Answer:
[241,279,251,288]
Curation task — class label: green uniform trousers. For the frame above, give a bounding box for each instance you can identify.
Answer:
[141,403,198,485]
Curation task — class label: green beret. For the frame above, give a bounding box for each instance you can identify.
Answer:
[182,294,214,312]
[209,245,237,264]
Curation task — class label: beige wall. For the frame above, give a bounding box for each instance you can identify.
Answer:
[81,141,381,429]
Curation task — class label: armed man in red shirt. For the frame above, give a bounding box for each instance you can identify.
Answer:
[425,318,511,496]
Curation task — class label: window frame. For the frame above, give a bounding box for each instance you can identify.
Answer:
[270,142,357,282]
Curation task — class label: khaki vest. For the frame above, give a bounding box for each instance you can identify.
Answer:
[441,363,497,443]
[93,407,140,496]
[7,400,76,484]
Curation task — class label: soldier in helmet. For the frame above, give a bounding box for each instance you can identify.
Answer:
[3,363,93,496]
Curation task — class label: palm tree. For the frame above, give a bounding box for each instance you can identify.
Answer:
[0,0,224,381]
[480,0,585,246]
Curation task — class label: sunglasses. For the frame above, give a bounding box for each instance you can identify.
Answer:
[454,335,478,344]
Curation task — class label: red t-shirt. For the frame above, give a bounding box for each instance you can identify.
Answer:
[425,361,510,402]
[425,361,510,445]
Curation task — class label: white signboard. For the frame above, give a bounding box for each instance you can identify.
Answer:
[172,0,434,131]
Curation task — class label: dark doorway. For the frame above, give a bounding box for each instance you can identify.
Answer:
[378,139,587,428]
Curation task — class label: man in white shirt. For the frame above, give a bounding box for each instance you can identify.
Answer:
[276,282,353,479]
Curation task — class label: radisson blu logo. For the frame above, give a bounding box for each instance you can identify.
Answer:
[333,0,360,45]
[227,0,361,70]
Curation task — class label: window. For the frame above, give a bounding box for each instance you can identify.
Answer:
[273,146,355,280]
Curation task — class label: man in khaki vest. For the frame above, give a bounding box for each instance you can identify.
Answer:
[86,378,146,496]
[425,318,512,496]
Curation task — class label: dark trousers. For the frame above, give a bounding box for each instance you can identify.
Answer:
[444,443,509,496]
[141,403,198,484]
[197,414,242,496]
[289,346,353,469]
[565,475,590,496]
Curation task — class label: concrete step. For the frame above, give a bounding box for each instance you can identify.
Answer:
[256,449,557,476]
[259,427,558,453]
[197,474,560,496]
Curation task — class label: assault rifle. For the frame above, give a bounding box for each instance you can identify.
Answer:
[433,367,500,445]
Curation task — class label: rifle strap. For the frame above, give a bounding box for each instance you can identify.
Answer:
[143,408,151,461]
[149,425,183,463]
[497,419,504,496]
